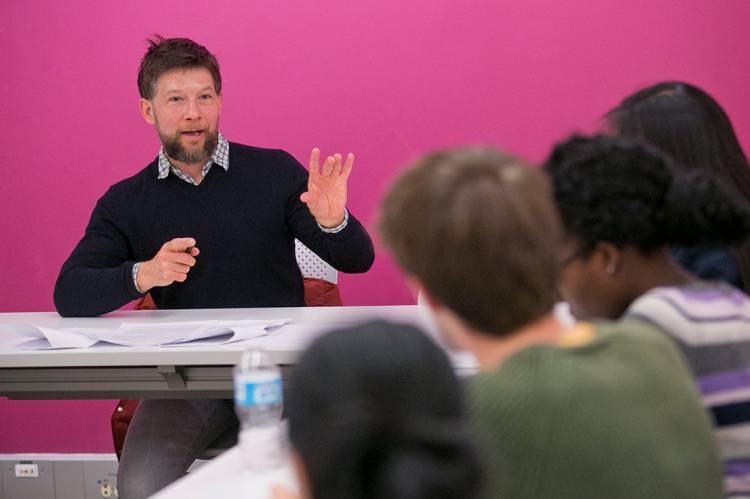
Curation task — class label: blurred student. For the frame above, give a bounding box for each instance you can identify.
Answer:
[273,321,483,499]
[546,134,750,495]
[607,81,750,290]
[379,147,723,498]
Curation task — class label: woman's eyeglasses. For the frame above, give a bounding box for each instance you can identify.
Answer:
[559,245,589,268]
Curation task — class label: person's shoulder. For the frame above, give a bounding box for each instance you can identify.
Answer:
[595,317,670,349]
[106,161,158,194]
[468,344,552,407]
[625,282,750,346]
[228,142,303,170]
[673,246,734,266]
[628,282,750,323]
[468,323,676,423]
[672,246,741,286]
[487,321,673,386]
[591,317,702,389]
[226,142,307,190]
[98,160,158,206]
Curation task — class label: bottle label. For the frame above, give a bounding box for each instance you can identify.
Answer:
[235,378,283,407]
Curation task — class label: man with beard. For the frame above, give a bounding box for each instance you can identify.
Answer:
[53,36,374,498]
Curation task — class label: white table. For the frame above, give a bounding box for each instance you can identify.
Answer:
[152,445,298,499]
[0,306,478,400]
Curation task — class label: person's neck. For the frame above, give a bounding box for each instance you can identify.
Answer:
[470,313,567,371]
[168,156,205,185]
[625,247,695,299]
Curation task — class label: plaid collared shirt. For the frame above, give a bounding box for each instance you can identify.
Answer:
[157,132,230,184]
[132,133,348,293]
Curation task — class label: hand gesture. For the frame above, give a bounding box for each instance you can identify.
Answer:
[300,148,354,228]
[136,238,200,292]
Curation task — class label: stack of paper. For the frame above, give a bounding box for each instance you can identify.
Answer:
[1,319,291,350]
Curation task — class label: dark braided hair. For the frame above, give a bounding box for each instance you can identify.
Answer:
[545,134,750,255]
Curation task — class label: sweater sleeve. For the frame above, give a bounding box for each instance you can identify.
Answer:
[53,190,144,317]
[279,151,375,274]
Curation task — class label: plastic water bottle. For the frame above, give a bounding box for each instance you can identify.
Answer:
[234,348,285,470]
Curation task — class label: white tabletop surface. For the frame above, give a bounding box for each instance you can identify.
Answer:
[0,306,479,371]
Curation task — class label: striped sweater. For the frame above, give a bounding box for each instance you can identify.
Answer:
[625,282,750,497]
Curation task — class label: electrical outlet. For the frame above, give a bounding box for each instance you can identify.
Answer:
[14,463,39,478]
[100,482,114,497]
[2,454,118,498]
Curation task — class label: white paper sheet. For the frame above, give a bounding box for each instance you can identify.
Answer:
[0,319,291,350]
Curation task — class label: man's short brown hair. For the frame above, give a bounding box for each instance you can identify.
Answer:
[379,148,561,337]
[137,35,221,99]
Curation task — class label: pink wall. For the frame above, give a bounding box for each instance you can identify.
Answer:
[1,0,749,452]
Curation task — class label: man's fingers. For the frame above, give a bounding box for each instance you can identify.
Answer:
[308,148,320,178]
[168,262,191,274]
[331,153,343,176]
[157,263,190,281]
[165,267,189,281]
[156,252,195,267]
[342,153,354,178]
[170,252,196,267]
[171,272,188,283]
[309,148,354,179]
[322,156,335,176]
[164,237,197,252]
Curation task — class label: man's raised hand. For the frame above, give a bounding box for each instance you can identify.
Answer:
[300,148,354,228]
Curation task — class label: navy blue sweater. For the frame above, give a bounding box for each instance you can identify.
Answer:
[54,143,374,317]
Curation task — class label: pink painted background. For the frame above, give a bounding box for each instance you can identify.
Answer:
[1,0,749,452]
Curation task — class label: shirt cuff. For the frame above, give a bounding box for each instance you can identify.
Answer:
[317,209,349,233]
[132,262,144,294]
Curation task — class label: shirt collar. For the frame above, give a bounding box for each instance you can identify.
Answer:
[157,132,229,180]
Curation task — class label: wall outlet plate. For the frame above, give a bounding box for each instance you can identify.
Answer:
[14,463,39,478]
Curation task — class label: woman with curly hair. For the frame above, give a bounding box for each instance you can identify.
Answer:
[546,134,750,496]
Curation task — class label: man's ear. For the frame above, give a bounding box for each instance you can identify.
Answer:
[595,241,622,276]
[139,98,156,125]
